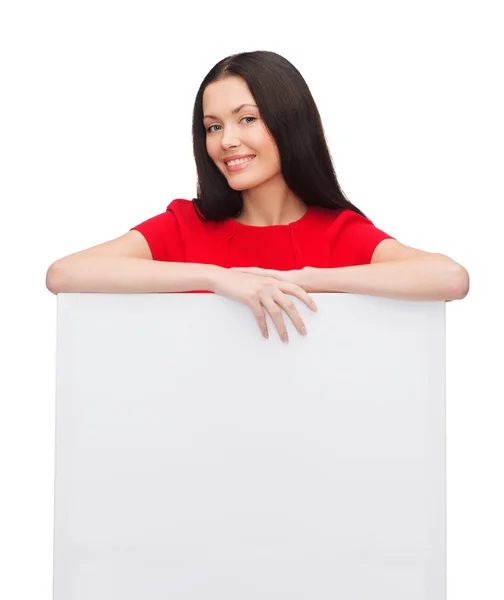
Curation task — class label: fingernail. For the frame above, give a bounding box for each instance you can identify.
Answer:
[311,302,317,311]
[301,326,307,336]
[282,333,289,343]
[263,330,269,339]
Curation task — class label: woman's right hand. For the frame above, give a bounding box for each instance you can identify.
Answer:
[211,268,317,342]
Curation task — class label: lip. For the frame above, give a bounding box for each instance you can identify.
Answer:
[224,155,256,172]
[223,154,256,164]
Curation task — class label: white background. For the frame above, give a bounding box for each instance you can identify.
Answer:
[0,1,502,598]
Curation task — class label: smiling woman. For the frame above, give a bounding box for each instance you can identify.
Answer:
[191,52,372,225]
[47,50,470,341]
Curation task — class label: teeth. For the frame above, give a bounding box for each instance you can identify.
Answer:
[228,156,254,167]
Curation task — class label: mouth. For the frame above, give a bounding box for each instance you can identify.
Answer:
[224,156,256,172]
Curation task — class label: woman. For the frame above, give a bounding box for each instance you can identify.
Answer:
[45,50,470,342]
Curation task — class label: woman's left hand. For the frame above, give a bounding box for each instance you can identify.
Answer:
[231,267,298,284]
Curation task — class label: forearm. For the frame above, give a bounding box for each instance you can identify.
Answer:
[295,260,469,301]
[46,257,224,294]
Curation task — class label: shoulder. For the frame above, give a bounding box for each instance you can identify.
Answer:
[314,206,367,223]
[310,206,395,266]
[129,198,201,248]
[166,198,198,217]
[166,198,212,228]
[307,206,364,230]
[310,206,388,233]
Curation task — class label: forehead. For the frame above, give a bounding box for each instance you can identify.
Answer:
[202,76,255,113]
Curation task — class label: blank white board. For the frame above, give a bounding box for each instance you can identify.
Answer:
[53,293,446,599]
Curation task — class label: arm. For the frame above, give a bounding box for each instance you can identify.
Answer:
[234,240,470,302]
[292,221,470,301]
[293,240,470,301]
[295,258,469,301]
[46,257,225,294]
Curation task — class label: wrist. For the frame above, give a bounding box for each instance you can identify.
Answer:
[204,264,228,293]
[295,266,314,291]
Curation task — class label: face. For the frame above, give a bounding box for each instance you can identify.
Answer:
[202,76,281,192]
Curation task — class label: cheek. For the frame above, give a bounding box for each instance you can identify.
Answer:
[249,130,270,151]
[206,138,219,162]
[254,131,279,159]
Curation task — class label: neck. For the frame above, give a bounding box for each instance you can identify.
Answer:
[237,178,307,226]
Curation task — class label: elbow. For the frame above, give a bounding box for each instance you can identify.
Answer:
[453,265,470,300]
[46,263,62,294]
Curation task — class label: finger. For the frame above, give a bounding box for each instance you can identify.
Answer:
[234,266,277,277]
[274,292,307,337]
[280,283,318,312]
[231,267,249,272]
[261,299,289,343]
[249,301,268,338]
[232,267,261,276]
[248,268,268,276]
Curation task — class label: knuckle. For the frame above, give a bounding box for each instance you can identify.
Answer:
[250,305,264,318]
[245,292,260,305]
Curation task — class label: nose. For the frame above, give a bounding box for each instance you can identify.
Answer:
[221,137,239,150]
[220,128,240,149]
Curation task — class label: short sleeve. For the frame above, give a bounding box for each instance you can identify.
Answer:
[130,206,183,262]
[329,209,396,266]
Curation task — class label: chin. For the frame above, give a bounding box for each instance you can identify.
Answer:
[227,179,261,192]
[227,183,249,192]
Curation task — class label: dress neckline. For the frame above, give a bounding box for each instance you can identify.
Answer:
[231,205,314,230]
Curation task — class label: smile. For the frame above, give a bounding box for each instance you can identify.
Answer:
[225,156,255,172]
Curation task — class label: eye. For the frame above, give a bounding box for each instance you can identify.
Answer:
[206,116,256,133]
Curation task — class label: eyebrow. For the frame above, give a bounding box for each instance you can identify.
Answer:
[203,103,258,121]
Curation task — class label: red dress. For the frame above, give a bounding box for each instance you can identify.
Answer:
[130,198,395,269]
